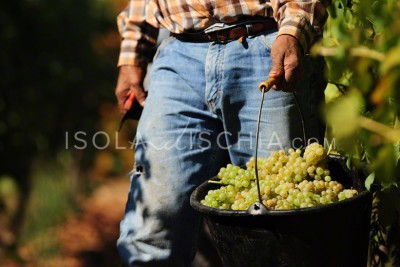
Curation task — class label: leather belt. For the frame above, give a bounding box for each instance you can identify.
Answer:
[172,20,277,43]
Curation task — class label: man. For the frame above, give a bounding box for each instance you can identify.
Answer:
[115,0,330,266]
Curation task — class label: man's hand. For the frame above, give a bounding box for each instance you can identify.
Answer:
[269,35,304,92]
[115,65,147,113]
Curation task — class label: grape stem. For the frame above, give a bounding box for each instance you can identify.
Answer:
[327,142,334,155]
[208,180,223,184]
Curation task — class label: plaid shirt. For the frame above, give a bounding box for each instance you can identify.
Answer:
[117,0,331,67]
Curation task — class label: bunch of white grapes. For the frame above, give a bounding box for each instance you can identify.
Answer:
[200,143,358,210]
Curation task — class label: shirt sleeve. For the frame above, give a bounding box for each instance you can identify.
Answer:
[270,0,332,54]
[117,0,159,67]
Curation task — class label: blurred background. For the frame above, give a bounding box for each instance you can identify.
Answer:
[8,0,400,267]
[0,1,220,266]
[4,0,399,266]
[0,0,130,266]
[0,0,134,267]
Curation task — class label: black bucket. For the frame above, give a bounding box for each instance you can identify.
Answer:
[190,155,372,267]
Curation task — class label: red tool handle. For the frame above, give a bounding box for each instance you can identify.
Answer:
[123,91,136,113]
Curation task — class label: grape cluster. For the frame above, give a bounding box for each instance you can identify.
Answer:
[200,143,358,210]
[303,142,327,165]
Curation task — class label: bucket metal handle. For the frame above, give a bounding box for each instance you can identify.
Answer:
[247,77,306,215]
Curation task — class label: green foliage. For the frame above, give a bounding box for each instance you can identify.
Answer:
[320,0,400,192]
[316,0,400,264]
[21,157,73,243]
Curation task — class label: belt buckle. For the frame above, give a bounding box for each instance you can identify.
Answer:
[215,30,229,43]
[205,31,228,43]
[215,24,254,43]
[204,22,257,43]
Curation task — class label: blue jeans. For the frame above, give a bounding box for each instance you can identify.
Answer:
[117,30,326,267]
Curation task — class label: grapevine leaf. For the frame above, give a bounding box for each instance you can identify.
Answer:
[373,144,397,189]
[346,154,352,170]
[364,172,375,191]
[325,83,342,103]
[325,89,363,139]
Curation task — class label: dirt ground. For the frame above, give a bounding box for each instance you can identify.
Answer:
[3,178,222,267]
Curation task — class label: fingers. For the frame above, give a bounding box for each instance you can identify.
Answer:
[269,47,285,79]
[282,59,302,92]
[117,86,146,113]
[272,55,303,92]
[133,85,147,107]
[115,65,147,113]
[269,35,304,92]
[115,87,129,113]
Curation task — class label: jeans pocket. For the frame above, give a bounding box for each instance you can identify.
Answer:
[152,36,175,62]
[257,29,279,50]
